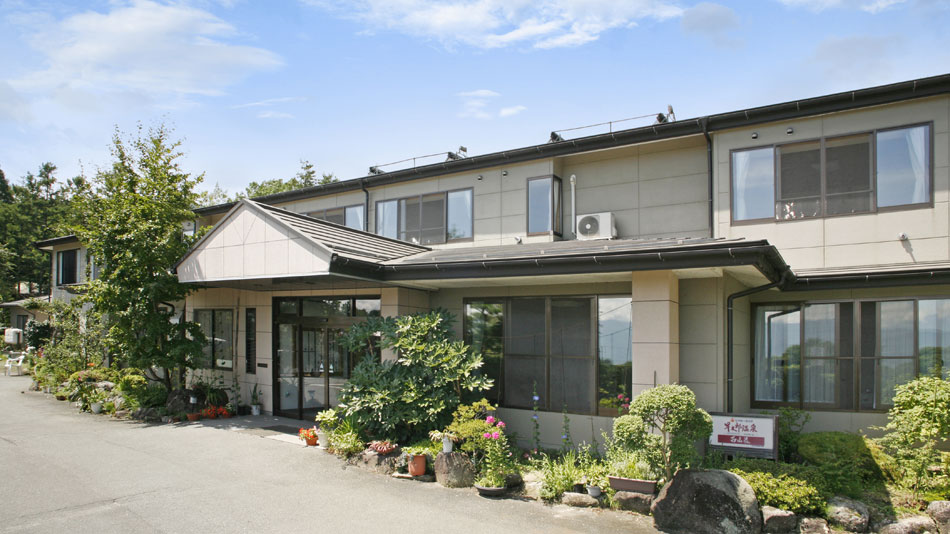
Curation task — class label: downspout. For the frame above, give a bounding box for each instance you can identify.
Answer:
[569,174,577,239]
[360,178,370,231]
[726,270,790,412]
[701,118,714,236]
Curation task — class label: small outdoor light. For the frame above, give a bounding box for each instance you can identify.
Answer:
[786,127,794,135]
[751,132,758,139]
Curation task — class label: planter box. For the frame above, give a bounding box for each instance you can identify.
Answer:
[608,476,657,494]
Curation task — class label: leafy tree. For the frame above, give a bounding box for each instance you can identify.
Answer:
[71,125,207,390]
[242,159,337,198]
[196,182,234,207]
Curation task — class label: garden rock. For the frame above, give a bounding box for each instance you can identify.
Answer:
[927,501,950,534]
[613,491,653,514]
[165,389,194,414]
[877,516,938,534]
[434,452,475,488]
[505,473,523,488]
[561,492,598,508]
[651,469,761,534]
[798,518,830,534]
[114,410,130,419]
[827,496,870,532]
[95,381,115,391]
[358,450,400,475]
[761,506,798,533]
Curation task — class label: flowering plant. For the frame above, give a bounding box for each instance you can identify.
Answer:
[368,440,398,454]
[201,406,219,419]
[475,417,517,488]
[299,427,318,441]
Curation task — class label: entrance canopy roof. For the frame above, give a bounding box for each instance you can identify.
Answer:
[175,199,792,290]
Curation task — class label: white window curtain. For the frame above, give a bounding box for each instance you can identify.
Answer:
[905,126,928,204]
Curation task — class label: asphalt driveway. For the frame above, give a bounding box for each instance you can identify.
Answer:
[0,375,657,533]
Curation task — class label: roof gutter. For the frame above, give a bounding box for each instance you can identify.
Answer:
[786,267,950,291]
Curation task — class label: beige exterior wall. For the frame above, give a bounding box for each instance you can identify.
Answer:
[715,95,950,273]
[48,242,87,305]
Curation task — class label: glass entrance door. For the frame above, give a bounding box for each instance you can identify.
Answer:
[276,324,299,414]
[302,328,327,417]
[274,325,354,419]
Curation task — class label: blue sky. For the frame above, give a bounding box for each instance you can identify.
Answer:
[1,0,948,195]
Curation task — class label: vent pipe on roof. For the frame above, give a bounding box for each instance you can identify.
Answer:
[570,175,577,239]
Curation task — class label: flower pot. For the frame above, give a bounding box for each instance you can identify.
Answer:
[55,394,67,401]
[586,485,602,498]
[250,404,262,416]
[90,402,103,414]
[186,413,200,422]
[442,436,453,453]
[474,485,507,497]
[316,430,329,449]
[608,476,657,494]
[408,454,427,477]
[304,436,317,447]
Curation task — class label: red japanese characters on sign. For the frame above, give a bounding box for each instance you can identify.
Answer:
[708,413,776,458]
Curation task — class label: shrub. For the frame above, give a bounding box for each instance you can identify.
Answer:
[876,376,950,497]
[798,431,893,497]
[445,399,497,454]
[539,450,584,501]
[624,385,712,481]
[732,469,825,516]
[775,407,810,462]
[338,311,493,442]
[725,457,831,498]
[328,431,364,457]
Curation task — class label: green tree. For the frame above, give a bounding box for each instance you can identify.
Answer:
[242,159,337,198]
[71,125,206,390]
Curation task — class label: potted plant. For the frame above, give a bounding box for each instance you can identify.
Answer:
[368,440,398,455]
[250,384,262,416]
[89,390,107,414]
[201,406,218,419]
[473,417,516,497]
[186,411,200,422]
[403,446,428,477]
[299,427,318,447]
[584,463,609,498]
[221,403,234,418]
[314,409,338,450]
[429,430,458,453]
[607,460,658,494]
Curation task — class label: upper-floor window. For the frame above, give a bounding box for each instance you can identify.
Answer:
[732,123,931,222]
[375,189,473,245]
[56,249,78,285]
[306,205,364,231]
[527,176,562,235]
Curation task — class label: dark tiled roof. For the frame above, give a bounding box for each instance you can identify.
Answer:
[0,295,50,308]
[252,201,428,263]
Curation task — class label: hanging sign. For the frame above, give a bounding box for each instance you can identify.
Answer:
[708,413,778,459]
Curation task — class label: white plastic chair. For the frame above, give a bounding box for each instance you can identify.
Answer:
[4,354,24,376]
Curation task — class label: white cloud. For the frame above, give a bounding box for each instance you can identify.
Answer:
[681,2,741,47]
[257,111,294,119]
[499,105,526,117]
[10,0,282,102]
[0,81,31,123]
[777,0,909,12]
[457,89,501,98]
[307,0,684,49]
[233,96,307,108]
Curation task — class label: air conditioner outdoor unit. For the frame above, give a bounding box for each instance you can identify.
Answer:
[576,212,617,240]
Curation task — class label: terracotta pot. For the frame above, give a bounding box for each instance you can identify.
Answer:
[608,476,657,494]
[304,436,317,447]
[408,454,427,476]
[186,413,200,421]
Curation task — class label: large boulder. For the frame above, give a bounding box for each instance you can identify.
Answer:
[651,469,761,534]
[761,506,798,534]
[928,501,950,534]
[878,516,938,534]
[434,452,475,488]
[166,389,195,414]
[827,496,870,533]
[613,491,653,514]
[561,492,598,508]
[359,449,401,475]
[799,518,830,534]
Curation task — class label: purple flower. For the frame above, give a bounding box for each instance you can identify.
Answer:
[485,415,495,425]
[531,414,538,420]
[561,434,568,440]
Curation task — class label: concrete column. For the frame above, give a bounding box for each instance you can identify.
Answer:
[631,270,679,397]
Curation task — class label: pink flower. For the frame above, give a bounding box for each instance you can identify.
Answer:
[497,421,506,429]
[492,431,500,439]
[485,415,495,425]
[483,432,491,438]
[621,403,629,409]
[618,394,624,400]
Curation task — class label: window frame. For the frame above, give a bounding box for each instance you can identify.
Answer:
[56,249,79,286]
[730,121,934,226]
[463,294,629,416]
[526,175,563,237]
[306,204,365,231]
[194,308,235,371]
[245,308,257,374]
[750,295,941,413]
[373,188,475,244]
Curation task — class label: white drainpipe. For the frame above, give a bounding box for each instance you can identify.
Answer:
[570,174,577,239]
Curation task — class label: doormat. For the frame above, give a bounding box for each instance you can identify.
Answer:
[262,425,301,435]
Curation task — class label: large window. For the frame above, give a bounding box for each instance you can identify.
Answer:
[732,123,931,222]
[753,297,949,411]
[306,205,364,231]
[56,249,78,285]
[195,309,234,370]
[375,189,472,244]
[464,295,632,416]
[527,176,563,235]
[245,308,257,374]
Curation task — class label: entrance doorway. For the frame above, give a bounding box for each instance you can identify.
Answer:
[272,297,380,420]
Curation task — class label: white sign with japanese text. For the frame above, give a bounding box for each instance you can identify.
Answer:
[708,413,777,458]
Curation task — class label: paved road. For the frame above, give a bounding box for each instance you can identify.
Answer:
[0,376,657,533]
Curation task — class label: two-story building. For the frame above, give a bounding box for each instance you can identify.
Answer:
[43,74,950,449]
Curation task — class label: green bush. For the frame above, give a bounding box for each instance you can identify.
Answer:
[337,311,493,442]
[732,469,825,516]
[539,450,584,501]
[775,407,810,462]
[445,399,496,454]
[725,457,831,498]
[798,431,893,497]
